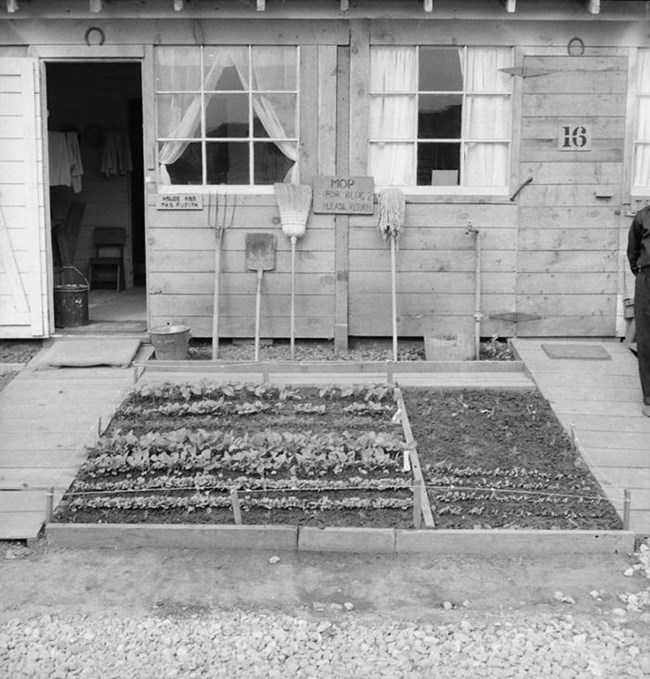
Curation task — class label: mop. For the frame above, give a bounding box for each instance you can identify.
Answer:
[377,188,406,362]
[273,182,313,359]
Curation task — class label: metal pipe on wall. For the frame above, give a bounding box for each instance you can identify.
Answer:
[466,222,483,360]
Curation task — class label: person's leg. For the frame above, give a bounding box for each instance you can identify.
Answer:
[635,269,650,414]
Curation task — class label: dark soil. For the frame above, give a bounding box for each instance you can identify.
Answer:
[0,339,42,364]
[180,336,514,362]
[55,385,622,531]
[402,388,622,530]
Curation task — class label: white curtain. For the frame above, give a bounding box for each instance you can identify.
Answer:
[463,47,511,187]
[157,46,297,185]
[369,47,417,186]
[235,47,298,183]
[634,50,650,188]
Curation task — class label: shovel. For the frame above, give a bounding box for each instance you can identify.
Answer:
[246,233,276,361]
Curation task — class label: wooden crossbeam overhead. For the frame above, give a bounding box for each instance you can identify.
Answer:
[89,0,102,12]
[6,0,19,12]
[588,0,600,13]
[423,0,432,12]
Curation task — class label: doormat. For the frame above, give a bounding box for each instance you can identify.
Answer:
[38,338,141,368]
[541,343,611,360]
[62,321,147,334]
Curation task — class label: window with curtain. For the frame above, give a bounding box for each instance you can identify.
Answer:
[155,45,299,186]
[633,49,650,194]
[369,46,513,191]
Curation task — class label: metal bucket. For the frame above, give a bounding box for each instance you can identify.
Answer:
[54,283,89,328]
[149,325,191,360]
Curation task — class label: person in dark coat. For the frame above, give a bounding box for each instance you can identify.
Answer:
[627,207,650,417]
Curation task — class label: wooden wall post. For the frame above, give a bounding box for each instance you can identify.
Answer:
[334,45,352,353]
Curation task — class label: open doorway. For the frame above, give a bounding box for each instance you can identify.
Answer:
[46,61,146,332]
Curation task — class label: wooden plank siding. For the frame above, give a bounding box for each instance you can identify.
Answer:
[348,203,519,337]
[516,52,628,337]
[0,56,46,338]
[5,12,650,342]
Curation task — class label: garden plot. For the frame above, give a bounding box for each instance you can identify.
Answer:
[403,389,623,531]
[54,383,416,528]
[53,383,623,532]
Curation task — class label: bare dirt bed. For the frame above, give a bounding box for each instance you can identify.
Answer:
[54,383,621,532]
[403,389,622,531]
[182,336,514,362]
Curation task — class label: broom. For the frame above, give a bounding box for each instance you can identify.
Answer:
[377,188,406,362]
[273,182,312,359]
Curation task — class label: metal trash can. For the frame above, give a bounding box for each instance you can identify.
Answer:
[54,283,89,328]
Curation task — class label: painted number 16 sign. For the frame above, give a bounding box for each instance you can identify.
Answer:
[558,123,592,151]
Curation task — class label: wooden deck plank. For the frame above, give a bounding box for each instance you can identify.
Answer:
[0,513,44,540]
[512,338,650,534]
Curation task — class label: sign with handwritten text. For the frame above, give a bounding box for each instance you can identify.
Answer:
[156,194,204,210]
[313,176,375,214]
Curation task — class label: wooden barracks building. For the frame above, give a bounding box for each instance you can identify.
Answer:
[0,0,647,351]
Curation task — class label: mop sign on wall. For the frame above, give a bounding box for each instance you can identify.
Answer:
[312,176,375,214]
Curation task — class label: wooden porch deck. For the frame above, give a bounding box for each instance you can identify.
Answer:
[511,338,649,538]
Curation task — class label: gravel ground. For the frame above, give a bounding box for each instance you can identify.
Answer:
[1,608,649,678]
[1,542,649,678]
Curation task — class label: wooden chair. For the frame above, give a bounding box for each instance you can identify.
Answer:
[88,227,126,291]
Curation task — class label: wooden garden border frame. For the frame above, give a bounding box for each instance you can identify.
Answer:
[46,371,635,553]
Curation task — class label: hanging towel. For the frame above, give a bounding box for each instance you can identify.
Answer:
[66,131,84,193]
[100,130,132,177]
[48,131,84,193]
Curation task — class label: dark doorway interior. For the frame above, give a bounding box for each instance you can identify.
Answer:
[46,62,145,316]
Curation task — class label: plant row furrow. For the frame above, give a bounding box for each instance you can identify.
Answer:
[65,493,412,513]
[70,474,413,494]
[128,382,398,405]
[83,428,408,477]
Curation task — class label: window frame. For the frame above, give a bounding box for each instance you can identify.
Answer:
[630,47,650,198]
[368,44,514,196]
[154,44,301,192]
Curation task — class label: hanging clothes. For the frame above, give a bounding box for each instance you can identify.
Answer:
[100,130,132,177]
[48,131,84,193]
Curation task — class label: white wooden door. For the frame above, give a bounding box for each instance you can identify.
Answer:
[0,57,47,338]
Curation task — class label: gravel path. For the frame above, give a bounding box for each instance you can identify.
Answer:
[2,608,650,678]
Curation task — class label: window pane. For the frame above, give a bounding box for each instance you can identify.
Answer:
[161,141,202,185]
[370,143,415,186]
[155,47,201,92]
[203,47,248,90]
[206,93,249,138]
[465,47,512,93]
[465,142,509,186]
[252,94,297,139]
[466,95,510,139]
[157,94,202,139]
[206,142,249,184]
[252,46,297,91]
[418,94,462,139]
[637,98,650,141]
[254,142,295,183]
[419,48,462,91]
[370,96,416,139]
[417,142,460,186]
[371,47,417,92]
